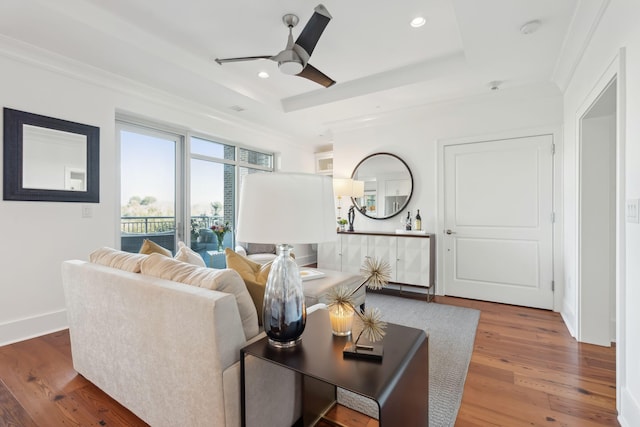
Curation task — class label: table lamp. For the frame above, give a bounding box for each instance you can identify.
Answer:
[236,173,336,348]
[333,178,353,221]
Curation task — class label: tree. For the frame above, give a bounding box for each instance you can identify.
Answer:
[121,195,170,217]
[141,196,156,206]
[211,201,222,216]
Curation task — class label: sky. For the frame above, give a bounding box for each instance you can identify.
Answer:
[120,131,225,215]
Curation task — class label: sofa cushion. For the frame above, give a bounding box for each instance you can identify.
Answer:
[139,239,172,257]
[89,247,147,273]
[140,253,259,340]
[224,248,272,324]
[174,241,206,267]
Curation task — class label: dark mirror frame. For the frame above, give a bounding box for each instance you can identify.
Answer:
[351,152,413,220]
[3,108,100,203]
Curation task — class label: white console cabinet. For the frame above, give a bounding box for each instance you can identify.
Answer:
[318,231,435,299]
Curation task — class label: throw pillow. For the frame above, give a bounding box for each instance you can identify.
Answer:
[246,243,276,255]
[174,241,206,267]
[140,254,259,340]
[224,248,272,324]
[89,247,147,273]
[139,239,172,257]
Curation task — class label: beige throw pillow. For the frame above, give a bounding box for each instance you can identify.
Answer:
[174,241,206,267]
[224,248,272,324]
[89,247,147,273]
[139,239,172,257]
[140,254,258,340]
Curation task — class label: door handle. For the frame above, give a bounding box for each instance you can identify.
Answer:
[445,229,456,235]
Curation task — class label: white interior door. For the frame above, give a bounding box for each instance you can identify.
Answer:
[443,135,554,309]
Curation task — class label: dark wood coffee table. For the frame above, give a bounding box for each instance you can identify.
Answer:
[240,309,429,426]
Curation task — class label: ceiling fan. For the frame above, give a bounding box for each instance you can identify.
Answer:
[214,4,336,88]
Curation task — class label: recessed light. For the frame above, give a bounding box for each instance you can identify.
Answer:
[257,71,270,79]
[410,16,426,28]
[520,20,541,35]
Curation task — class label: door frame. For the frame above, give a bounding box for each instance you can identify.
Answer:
[574,48,625,412]
[437,126,564,311]
[115,119,186,250]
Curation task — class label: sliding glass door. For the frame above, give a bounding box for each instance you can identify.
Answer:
[118,122,183,254]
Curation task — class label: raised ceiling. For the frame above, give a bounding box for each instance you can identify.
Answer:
[0,0,604,145]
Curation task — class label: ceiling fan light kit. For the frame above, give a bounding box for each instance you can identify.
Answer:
[214,4,336,87]
[410,16,426,28]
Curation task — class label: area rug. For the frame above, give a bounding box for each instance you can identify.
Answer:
[337,293,480,427]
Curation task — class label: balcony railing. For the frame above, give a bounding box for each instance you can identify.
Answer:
[120,215,227,255]
[121,216,176,234]
[120,215,224,234]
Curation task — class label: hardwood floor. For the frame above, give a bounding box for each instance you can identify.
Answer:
[0,296,618,426]
[439,296,618,427]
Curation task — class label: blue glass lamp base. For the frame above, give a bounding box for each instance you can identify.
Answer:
[268,337,302,349]
[263,244,307,348]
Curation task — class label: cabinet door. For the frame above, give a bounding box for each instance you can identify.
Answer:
[317,240,340,271]
[367,235,397,281]
[341,234,367,274]
[396,237,430,287]
[315,151,333,175]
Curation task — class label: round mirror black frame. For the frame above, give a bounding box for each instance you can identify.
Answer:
[350,152,413,220]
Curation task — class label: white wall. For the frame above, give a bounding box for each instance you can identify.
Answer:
[331,84,563,234]
[0,46,315,346]
[561,1,640,423]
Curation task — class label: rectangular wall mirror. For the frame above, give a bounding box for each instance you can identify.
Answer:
[3,108,99,202]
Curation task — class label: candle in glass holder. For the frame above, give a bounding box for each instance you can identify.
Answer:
[329,304,354,336]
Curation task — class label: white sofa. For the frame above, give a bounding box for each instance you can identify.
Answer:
[61,250,311,427]
[234,242,278,264]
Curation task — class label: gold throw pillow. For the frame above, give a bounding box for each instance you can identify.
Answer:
[224,248,272,324]
[139,239,172,257]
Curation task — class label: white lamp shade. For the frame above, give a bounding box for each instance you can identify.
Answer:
[236,173,337,244]
[333,178,353,197]
[333,178,365,198]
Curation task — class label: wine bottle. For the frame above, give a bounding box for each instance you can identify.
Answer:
[415,209,422,231]
[406,211,412,231]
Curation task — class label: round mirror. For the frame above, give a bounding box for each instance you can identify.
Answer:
[351,152,413,220]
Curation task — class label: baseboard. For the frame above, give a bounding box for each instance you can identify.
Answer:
[560,303,577,338]
[619,387,640,427]
[0,309,68,347]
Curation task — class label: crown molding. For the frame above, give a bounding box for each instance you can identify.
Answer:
[551,0,611,92]
[323,81,562,135]
[0,35,308,147]
[281,52,467,112]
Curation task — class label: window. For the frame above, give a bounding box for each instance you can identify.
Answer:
[190,136,236,267]
[117,118,273,264]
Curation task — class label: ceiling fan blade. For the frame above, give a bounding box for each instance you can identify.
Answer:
[295,4,332,57]
[215,55,273,65]
[297,63,336,88]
